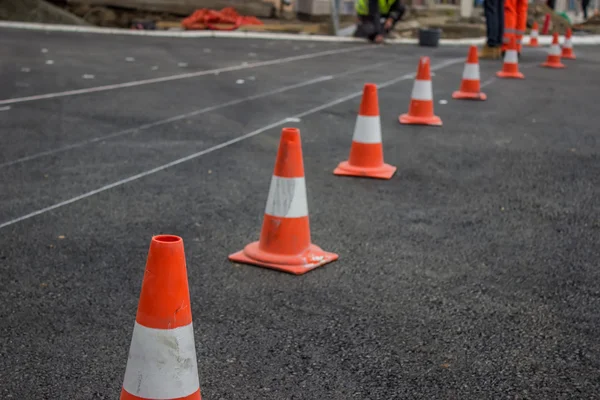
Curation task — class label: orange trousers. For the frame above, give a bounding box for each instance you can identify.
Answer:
[502,0,528,52]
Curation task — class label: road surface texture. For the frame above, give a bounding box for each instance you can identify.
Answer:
[0,28,599,399]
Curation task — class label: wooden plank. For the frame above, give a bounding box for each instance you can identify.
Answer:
[65,0,276,18]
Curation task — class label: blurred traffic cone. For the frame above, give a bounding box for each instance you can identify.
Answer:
[528,22,539,47]
[496,36,524,79]
[542,32,565,68]
[561,28,576,60]
[452,45,487,101]
[229,127,338,275]
[399,56,442,126]
[121,235,201,400]
[334,83,396,179]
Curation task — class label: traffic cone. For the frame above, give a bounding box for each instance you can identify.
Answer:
[561,28,576,60]
[542,32,565,68]
[496,36,524,79]
[528,22,539,47]
[229,127,338,275]
[121,235,201,400]
[334,83,396,179]
[452,45,487,101]
[399,56,442,126]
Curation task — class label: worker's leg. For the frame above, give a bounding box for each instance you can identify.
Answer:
[354,16,378,41]
[582,0,590,19]
[515,0,528,53]
[502,0,517,52]
[484,0,503,47]
[497,0,505,47]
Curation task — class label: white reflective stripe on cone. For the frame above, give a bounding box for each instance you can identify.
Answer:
[504,50,518,63]
[265,176,308,218]
[549,44,561,55]
[352,115,382,144]
[462,63,480,80]
[410,80,432,101]
[531,30,539,38]
[123,322,200,399]
[564,38,572,48]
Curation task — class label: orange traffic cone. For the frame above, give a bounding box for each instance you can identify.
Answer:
[542,32,566,68]
[561,28,576,60]
[452,45,487,101]
[496,37,524,79]
[399,56,442,126]
[121,235,202,400]
[334,83,396,179]
[528,22,539,47]
[229,127,338,275]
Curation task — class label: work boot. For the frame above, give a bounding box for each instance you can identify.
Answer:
[480,44,500,59]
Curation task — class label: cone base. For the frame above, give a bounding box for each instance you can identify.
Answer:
[333,160,396,180]
[541,61,565,68]
[398,113,442,126]
[496,70,525,79]
[228,242,338,275]
[562,53,576,60]
[121,388,201,400]
[452,90,487,101]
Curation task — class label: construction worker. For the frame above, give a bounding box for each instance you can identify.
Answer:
[481,0,504,59]
[354,0,406,44]
[502,0,528,56]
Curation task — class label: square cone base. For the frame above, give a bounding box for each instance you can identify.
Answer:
[399,114,442,126]
[452,91,487,101]
[562,54,576,60]
[541,62,566,68]
[228,242,338,275]
[496,71,525,79]
[334,161,397,180]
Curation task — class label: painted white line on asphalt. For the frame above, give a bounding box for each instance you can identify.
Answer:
[0,57,396,168]
[0,45,364,106]
[0,75,332,168]
[0,58,463,230]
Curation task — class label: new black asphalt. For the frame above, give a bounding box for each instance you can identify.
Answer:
[0,28,599,399]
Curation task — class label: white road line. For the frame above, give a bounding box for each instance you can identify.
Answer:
[0,45,364,106]
[0,57,463,230]
[0,58,396,168]
[0,76,333,168]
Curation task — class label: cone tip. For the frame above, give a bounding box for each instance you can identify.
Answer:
[153,234,182,244]
[281,127,300,144]
[468,45,478,61]
[275,127,304,178]
[359,83,379,116]
[416,56,431,79]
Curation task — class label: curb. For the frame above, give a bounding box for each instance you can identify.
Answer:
[1,21,600,45]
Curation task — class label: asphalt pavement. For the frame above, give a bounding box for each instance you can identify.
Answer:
[0,28,599,399]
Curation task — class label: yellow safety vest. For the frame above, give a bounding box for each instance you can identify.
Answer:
[356,0,394,16]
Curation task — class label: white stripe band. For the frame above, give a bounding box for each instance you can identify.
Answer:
[352,115,382,144]
[505,50,518,63]
[265,176,308,218]
[550,44,561,55]
[123,322,200,399]
[531,30,539,38]
[564,38,572,48]
[410,80,432,101]
[462,63,480,80]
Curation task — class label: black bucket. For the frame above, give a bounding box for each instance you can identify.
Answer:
[418,28,442,47]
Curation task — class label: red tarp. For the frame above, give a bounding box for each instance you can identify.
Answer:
[182,7,264,31]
